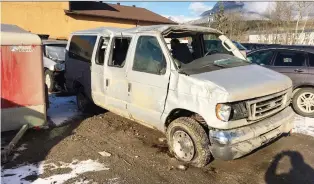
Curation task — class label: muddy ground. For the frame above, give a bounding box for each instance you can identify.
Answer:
[2,107,314,184]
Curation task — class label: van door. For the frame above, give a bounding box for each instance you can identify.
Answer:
[103,36,132,117]
[126,34,170,128]
[91,36,110,106]
[65,35,97,99]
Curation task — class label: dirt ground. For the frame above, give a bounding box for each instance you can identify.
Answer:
[2,107,314,184]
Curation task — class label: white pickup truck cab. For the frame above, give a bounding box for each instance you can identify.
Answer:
[65,25,294,167]
[42,39,67,92]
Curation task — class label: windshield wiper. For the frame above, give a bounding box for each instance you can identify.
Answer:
[212,63,226,68]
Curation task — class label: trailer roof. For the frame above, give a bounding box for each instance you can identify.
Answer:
[1,24,41,45]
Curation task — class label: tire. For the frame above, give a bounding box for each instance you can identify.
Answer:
[45,84,49,111]
[76,87,93,113]
[45,69,55,92]
[292,88,314,117]
[166,117,212,167]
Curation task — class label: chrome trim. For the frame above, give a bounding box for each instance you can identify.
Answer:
[246,90,289,121]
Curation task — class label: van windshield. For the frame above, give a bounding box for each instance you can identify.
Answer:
[179,53,251,75]
[45,44,66,62]
[203,35,246,54]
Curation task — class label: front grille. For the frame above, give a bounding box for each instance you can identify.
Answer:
[246,90,288,121]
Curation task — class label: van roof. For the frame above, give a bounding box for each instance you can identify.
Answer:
[1,24,41,45]
[70,24,222,36]
[71,27,124,35]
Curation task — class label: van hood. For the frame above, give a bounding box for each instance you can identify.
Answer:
[190,64,292,102]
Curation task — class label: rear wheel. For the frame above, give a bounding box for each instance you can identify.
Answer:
[76,87,93,113]
[166,117,212,167]
[292,88,314,117]
[45,69,55,92]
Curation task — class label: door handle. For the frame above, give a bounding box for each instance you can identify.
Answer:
[106,79,109,87]
[294,69,304,73]
[128,83,132,92]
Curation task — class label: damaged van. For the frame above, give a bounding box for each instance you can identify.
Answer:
[65,25,294,167]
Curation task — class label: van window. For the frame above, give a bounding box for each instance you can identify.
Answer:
[203,34,232,55]
[96,37,110,65]
[133,36,167,75]
[108,37,131,67]
[274,51,305,67]
[247,50,274,65]
[69,35,97,63]
[309,53,314,67]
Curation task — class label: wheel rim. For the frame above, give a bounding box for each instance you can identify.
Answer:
[297,92,314,113]
[45,74,51,89]
[172,130,195,162]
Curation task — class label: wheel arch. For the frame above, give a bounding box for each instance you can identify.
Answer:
[72,80,83,93]
[293,84,314,96]
[164,108,208,131]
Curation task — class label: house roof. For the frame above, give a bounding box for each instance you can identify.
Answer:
[65,2,176,24]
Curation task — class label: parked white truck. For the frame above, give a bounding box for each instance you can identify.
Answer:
[65,25,294,167]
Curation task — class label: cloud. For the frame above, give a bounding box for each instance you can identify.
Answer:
[162,15,200,23]
[243,2,314,19]
[188,2,212,16]
[243,2,277,16]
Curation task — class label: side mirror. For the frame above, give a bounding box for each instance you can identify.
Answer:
[240,50,247,58]
[174,59,181,69]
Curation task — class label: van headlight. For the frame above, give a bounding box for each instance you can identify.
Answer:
[54,63,65,71]
[216,102,249,122]
[216,104,232,122]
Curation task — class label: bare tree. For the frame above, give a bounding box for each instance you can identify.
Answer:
[211,2,248,41]
[265,1,314,45]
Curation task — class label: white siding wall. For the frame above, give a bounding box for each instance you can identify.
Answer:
[249,32,314,45]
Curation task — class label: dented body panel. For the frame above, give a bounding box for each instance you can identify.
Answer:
[65,25,294,161]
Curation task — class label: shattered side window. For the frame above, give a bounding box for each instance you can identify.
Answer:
[133,36,167,75]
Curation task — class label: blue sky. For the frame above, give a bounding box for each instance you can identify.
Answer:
[108,2,217,22]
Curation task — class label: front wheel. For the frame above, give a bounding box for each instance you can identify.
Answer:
[45,70,55,92]
[166,117,212,167]
[292,88,314,117]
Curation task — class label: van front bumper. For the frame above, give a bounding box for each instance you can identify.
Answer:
[209,107,294,160]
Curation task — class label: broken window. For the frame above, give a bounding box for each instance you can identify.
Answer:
[133,36,166,75]
[108,37,131,67]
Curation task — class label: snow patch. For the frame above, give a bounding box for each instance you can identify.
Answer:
[16,144,28,152]
[47,94,80,126]
[1,159,109,184]
[292,115,314,137]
